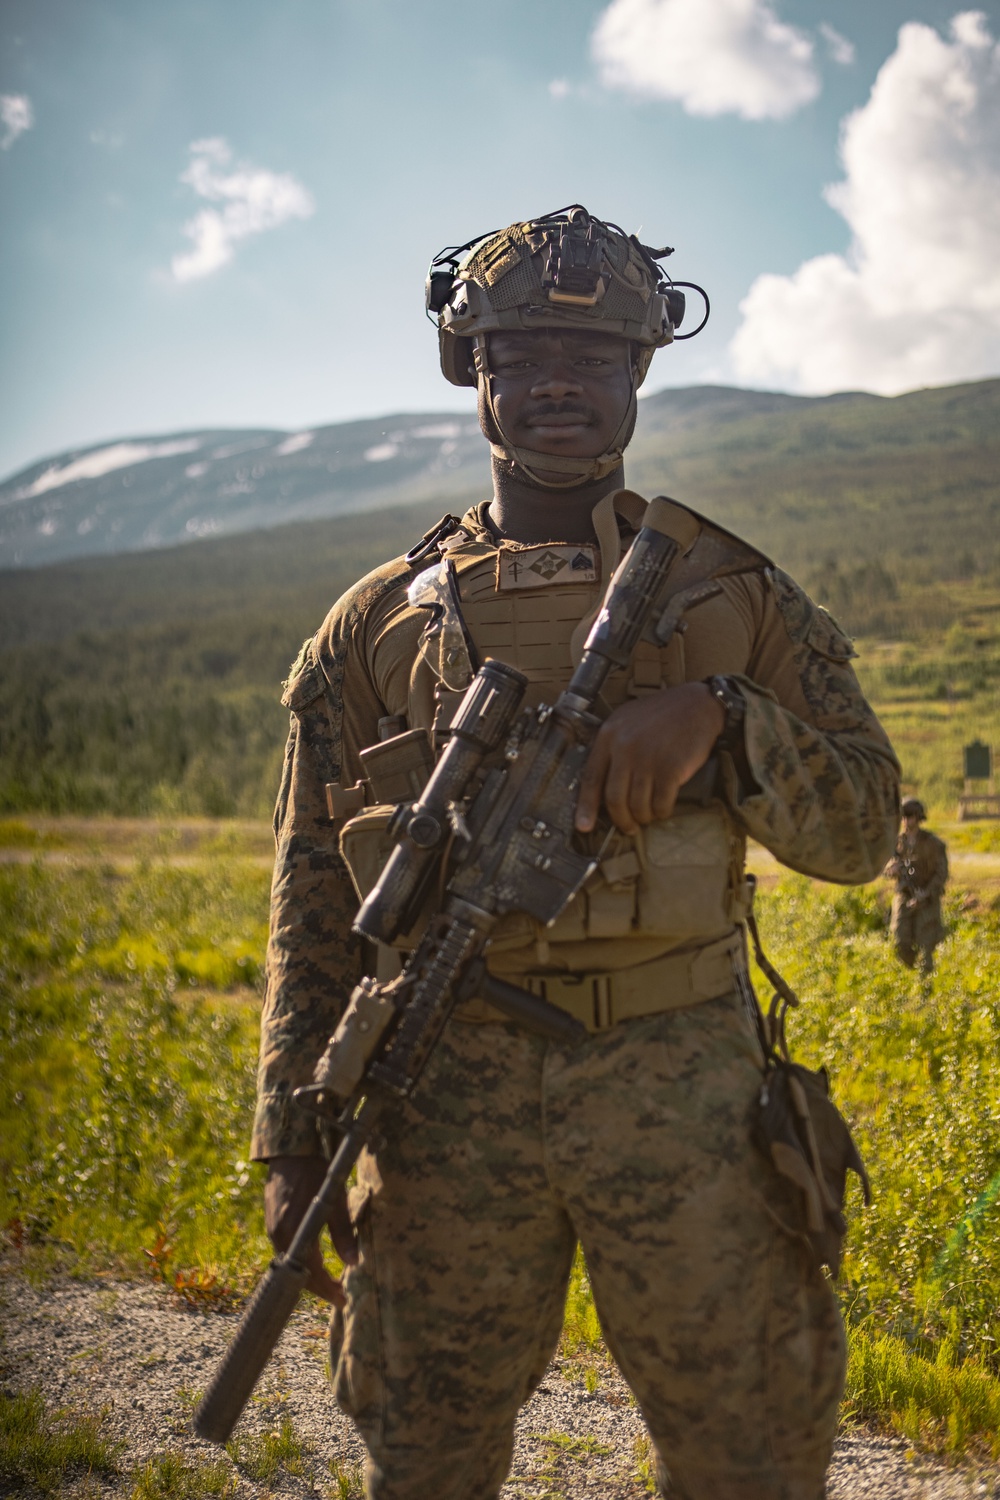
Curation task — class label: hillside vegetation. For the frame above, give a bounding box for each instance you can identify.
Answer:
[1,379,998,816]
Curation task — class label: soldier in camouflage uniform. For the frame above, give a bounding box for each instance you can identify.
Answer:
[886,797,948,974]
[254,208,900,1499]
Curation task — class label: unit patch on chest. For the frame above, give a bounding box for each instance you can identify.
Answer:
[496,544,598,591]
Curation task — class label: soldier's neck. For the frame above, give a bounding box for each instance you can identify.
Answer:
[487,459,626,544]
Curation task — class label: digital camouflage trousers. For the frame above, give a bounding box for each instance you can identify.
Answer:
[890,894,945,974]
[329,991,845,1500]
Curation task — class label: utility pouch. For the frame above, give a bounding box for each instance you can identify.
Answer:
[337,729,438,950]
[339,803,438,951]
[359,729,434,805]
[340,806,398,909]
[634,804,751,940]
[746,898,871,1277]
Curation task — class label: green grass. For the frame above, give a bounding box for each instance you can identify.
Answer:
[226,1418,310,1479]
[755,877,1000,1457]
[4,847,1000,1460]
[129,1450,236,1500]
[0,1388,122,1493]
[845,1331,1000,1459]
[326,1456,366,1499]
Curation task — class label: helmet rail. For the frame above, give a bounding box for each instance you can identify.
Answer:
[426,206,709,488]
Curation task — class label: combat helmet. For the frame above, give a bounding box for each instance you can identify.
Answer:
[901,797,927,820]
[426,205,708,489]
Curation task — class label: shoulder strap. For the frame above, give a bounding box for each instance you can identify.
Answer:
[744,876,801,1061]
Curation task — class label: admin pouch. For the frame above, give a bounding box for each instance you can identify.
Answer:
[746,903,871,1277]
[337,797,751,954]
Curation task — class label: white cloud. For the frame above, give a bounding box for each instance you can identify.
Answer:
[730,13,1000,395]
[170,137,315,283]
[591,0,819,120]
[11,439,203,501]
[1,93,33,149]
[820,23,855,67]
[549,78,571,100]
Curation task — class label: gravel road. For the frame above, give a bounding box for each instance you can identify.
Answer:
[2,1275,999,1498]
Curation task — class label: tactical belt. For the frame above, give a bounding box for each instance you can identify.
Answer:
[456,929,746,1034]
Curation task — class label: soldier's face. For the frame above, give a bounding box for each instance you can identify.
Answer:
[483,329,634,458]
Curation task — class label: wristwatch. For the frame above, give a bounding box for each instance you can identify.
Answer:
[705,674,746,753]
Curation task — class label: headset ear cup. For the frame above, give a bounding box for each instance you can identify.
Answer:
[439,333,476,387]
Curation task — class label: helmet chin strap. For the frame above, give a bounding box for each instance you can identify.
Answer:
[473,339,637,492]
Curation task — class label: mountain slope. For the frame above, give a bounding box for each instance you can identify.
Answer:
[3,379,998,576]
[0,413,486,568]
[2,378,999,819]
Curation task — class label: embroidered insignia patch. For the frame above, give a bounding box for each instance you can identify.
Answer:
[497,544,598,591]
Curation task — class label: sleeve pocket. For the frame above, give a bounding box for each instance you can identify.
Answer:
[281,658,326,711]
[805,609,857,662]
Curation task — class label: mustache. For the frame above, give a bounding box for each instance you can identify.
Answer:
[524,402,596,422]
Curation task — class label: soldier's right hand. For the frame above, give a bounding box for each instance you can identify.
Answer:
[264,1156,358,1305]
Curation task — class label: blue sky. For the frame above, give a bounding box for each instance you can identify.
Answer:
[1,0,998,478]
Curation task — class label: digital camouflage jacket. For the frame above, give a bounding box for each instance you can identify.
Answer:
[251,501,900,1159]
[889,827,949,903]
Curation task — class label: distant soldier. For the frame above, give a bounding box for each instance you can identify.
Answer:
[886,797,948,973]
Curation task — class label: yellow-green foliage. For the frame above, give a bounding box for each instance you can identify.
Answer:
[327,1456,366,1499]
[845,1331,1000,1459]
[562,1247,603,1356]
[753,877,1000,1455]
[4,851,1000,1457]
[843,579,1000,816]
[0,859,271,1275]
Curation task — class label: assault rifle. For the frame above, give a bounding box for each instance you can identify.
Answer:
[888,853,921,902]
[194,498,713,1444]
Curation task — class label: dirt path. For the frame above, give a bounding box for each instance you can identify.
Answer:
[2,1275,998,1498]
[5,817,998,899]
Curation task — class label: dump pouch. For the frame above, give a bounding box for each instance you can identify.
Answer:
[746,902,871,1277]
[754,1059,870,1277]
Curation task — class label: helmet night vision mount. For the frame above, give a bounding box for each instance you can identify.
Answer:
[426,205,710,489]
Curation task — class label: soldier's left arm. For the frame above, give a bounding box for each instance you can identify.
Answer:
[722,567,900,884]
[926,836,949,899]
